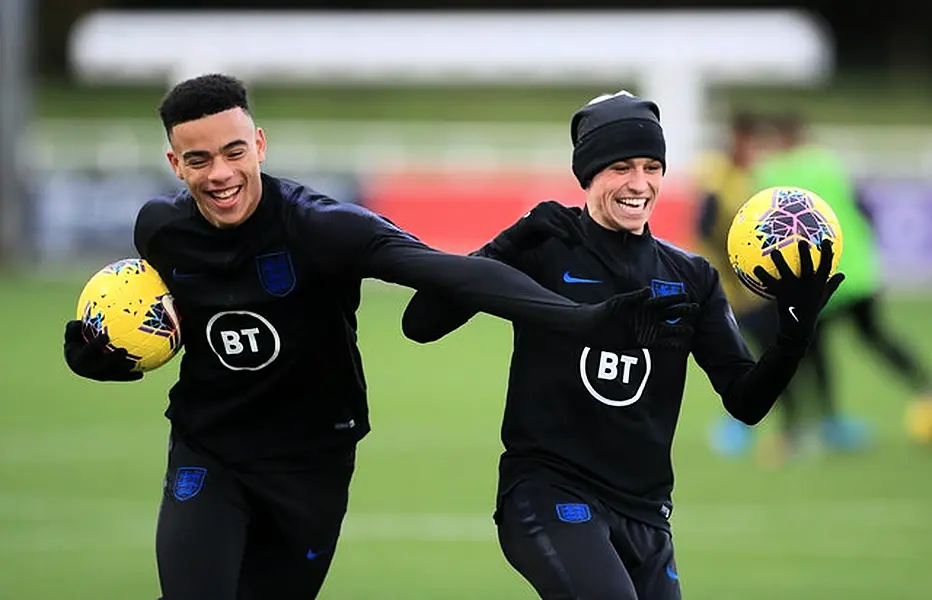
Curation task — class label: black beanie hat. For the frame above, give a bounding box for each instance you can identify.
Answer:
[570,91,666,188]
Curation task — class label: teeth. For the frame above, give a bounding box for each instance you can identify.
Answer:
[211,186,240,200]
[617,198,647,208]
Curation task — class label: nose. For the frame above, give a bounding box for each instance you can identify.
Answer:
[626,167,649,193]
[208,157,235,183]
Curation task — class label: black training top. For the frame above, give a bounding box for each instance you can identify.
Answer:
[402,204,809,529]
[134,174,629,471]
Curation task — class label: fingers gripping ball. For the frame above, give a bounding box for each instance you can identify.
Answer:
[727,187,844,299]
[76,258,182,372]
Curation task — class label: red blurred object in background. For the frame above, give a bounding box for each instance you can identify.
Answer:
[364,169,697,254]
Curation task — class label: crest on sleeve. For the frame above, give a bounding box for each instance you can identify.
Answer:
[256,251,296,297]
[172,467,207,502]
[651,279,686,324]
[651,279,685,298]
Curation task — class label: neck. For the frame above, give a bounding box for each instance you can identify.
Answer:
[196,189,263,229]
[584,201,644,236]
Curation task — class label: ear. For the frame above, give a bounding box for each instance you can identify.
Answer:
[255,127,267,164]
[166,150,184,180]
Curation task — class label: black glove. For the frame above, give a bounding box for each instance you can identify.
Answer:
[482,201,585,262]
[753,239,845,343]
[588,287,699,350]
[63,320,143,382]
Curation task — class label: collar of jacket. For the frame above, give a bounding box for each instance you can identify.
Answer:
[580,206,654,251]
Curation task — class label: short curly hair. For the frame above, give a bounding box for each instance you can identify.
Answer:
[158,73,252,135]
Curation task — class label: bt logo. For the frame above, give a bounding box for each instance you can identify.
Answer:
[206,311,281,371]
[578,348,652,407]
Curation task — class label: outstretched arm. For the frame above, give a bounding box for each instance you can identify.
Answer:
[364,232,597,337]
[694,242,844,425]
[377,234,694,349]
[691,280,808,425]
[304,200,693,349]
[401,244,497,343]
[401,201,586,343]
[300,199,599,336]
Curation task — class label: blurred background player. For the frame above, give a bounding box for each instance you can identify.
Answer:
[693,112,810,461]
[756,111,932,447]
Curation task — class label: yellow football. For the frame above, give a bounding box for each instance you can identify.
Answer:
[906,400,932,445]
[76,258,182,372]
[727,187,843,300]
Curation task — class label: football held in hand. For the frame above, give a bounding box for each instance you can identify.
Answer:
[728,186,844,300]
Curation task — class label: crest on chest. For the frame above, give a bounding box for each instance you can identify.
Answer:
[650,278,685,298]
[651,278,686,325]
[256,251,296,297]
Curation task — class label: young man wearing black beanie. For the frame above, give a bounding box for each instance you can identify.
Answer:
[402,91,844,599]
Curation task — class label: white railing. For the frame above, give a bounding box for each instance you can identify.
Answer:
[68,10,832,169]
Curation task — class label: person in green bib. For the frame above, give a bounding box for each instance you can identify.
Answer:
[754,112,932,451]
[694,112,810,461]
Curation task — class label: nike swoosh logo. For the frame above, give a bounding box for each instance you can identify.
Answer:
[306,547,331,560]
[666,565,679,580]
[788,306,799,323]
[563,271,601,284]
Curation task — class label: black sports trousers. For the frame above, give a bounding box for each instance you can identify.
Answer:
[820,294,930,393]
[155,431,355,600]
[497,480,682,600]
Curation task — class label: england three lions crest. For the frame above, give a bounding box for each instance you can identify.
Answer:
[651,279,684,298]
[172,467,207,502]
[256,252,296,297]
[651,279,685,325]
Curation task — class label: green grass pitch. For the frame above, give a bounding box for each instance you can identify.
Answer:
[1,275,931,599]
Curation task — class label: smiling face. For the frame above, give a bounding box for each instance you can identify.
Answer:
[166,107,267,228]
[585,157,664,234]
